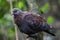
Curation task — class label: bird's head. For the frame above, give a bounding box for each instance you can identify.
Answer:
[12,8,23,16]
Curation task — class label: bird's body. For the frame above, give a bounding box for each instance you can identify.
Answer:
[12,8,55,38]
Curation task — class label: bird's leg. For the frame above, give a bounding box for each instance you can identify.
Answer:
[27,34,38,39]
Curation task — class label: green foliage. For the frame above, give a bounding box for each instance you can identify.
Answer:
[58,0,60,6]
[4,14,12,21]
[47,16,54,24]
[15,1,24,9]
[0,0,10,18]
[39,2,50,14]
[7,27,15,37]
[14,1,27,10]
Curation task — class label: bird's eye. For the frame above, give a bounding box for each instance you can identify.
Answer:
[13,10,20,15]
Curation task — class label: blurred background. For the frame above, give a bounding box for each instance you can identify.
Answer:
[0,0,60,40]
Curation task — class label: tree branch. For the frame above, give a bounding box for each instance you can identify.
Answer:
[9,0,19,40]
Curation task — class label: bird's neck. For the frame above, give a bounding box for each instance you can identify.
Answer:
[22,11,31,18]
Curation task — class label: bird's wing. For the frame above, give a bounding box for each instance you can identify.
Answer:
[20,20,35,34]
[23,14,55,36]
[23,14,44,30]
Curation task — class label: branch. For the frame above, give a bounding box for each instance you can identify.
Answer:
[9,0,19,40]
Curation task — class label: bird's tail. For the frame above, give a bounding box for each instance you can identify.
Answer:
[44,30,56,36]
[42,22,56,36]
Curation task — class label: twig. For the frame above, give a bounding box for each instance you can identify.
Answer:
[9,0,19,40]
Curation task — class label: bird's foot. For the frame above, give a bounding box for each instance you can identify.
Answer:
[27,35,37,39]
